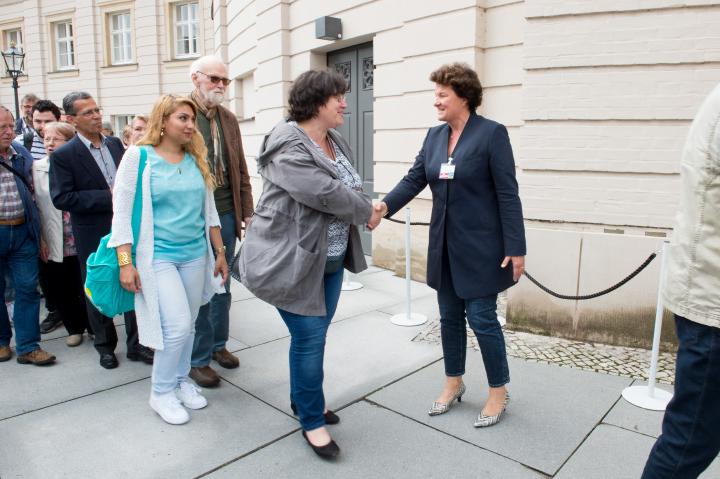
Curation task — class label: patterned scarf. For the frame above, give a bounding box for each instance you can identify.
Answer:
[190,89,226,186]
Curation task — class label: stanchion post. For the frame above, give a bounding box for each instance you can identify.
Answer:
[622,241,673,410]
[341,270,363,291]
[390,207,427,327]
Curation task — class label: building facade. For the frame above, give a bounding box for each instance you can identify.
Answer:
[0,0,215,133]
[3,0,720,347]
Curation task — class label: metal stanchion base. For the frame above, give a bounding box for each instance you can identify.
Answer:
[341,281,363,291]
[622,385,673,411]
[390,313,427,327]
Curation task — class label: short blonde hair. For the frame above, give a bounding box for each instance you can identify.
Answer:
[43,121,76,141]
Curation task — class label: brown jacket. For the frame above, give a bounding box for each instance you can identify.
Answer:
[215,105,254,238]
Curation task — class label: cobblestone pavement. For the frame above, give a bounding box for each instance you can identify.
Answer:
[412,319,676,385]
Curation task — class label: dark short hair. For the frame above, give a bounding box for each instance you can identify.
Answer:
[429,63,483,112]
[31,100,61,121]
[287,70,347,122]
[62,91,93,116]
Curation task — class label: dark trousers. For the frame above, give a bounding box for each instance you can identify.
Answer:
[38,259,57,313]
[44,256,90,335]
[642,315,720,479]
[79,259,139,355]
[437,248,510,387]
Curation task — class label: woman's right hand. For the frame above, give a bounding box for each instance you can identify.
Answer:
[119,264,142,292]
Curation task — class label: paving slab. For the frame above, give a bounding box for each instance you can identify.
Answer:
[221,310,443,415]
[603,379,673,437]
[227,297,290,347]
[207,401,543,479]
[378,293,440,321]
[0,379,298,479]
[0,326,151,420]
[368,354,631,476]
[555,424,720,479]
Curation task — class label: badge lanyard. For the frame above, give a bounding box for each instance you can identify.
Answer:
[439,156,455,180]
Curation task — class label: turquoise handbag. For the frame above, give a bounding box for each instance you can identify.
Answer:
[84,147,147,317]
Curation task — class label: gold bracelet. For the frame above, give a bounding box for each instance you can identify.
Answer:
[117,251,132,267]
[214,245,227,256]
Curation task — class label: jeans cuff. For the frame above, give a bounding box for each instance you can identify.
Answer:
[302,417,327,431]
[488,378,510,388]
[445,371,465,377]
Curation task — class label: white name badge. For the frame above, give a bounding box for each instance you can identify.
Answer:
[439,157,455,180]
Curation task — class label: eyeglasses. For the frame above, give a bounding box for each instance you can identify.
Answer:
[77,107,102,118]
[196,71,231,86]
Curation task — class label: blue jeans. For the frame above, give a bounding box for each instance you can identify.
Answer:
[437,257,509,388]
[152,257,206,394]
[277,268,344,431]
[0,224,40,356]
[191,212,236,367]
[642,315,720,479]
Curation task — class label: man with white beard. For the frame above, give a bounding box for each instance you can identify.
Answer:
[188,56,254,387]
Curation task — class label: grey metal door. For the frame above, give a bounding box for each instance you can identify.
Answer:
[328,43,374,254]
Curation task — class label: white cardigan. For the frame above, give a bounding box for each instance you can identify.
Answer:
[108,145,223,350]
[33,157,65,262]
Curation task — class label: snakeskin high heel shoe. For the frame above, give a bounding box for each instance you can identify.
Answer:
[428,382,466,416]
[473,391,511,428]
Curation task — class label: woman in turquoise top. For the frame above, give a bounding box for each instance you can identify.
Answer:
[112,95,228,426]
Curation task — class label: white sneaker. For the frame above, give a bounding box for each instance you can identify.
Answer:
[149,392,190,425]
[175,381,208,410]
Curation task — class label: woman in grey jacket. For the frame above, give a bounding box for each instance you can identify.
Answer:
[238,70,372,458]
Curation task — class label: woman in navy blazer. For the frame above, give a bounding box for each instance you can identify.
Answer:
[370,63,526,427]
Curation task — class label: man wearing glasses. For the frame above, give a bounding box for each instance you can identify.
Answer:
[188,56,254,387]
[49,91,153,370]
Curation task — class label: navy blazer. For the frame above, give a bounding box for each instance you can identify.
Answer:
[49,135,124,263]
[383,113,526,298]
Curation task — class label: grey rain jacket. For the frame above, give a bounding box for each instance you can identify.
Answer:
[237,120,372,316]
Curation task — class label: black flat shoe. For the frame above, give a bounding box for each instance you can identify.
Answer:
[302,431,340,459]
[99,353,118,369]
[290,403,340,425]
[127,346,154,365]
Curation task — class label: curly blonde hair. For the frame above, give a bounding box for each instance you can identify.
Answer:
[137,94,214,189]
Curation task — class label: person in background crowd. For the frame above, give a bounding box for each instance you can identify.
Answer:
[14,94,38,135]
[33,121,92,347]
[13,100,64,334]
[0,105,55,365]
[110,94,228,425]
[187,56,254,388]
[129,115,148,146]
[121,125,132,149]
[101,122,114,138]
[370,63,526,428]
[50,91,153,369]
[15,100,61,161]
[641,83,720,479]
[238,69,372,458]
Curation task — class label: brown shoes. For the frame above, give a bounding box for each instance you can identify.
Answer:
[190,365,220,387]
[213,348,239,369]
[0,344,12,362]
[17,348,56,366]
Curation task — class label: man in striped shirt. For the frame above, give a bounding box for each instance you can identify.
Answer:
[15,100,61,162]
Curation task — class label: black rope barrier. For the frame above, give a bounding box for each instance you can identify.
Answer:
[523,252,657,300]
[383,215,658,301]
[386,216,431,226]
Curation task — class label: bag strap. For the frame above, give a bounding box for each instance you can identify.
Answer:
[130,147,147,253]
[0,158,32,192]
[23,131,34,152]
